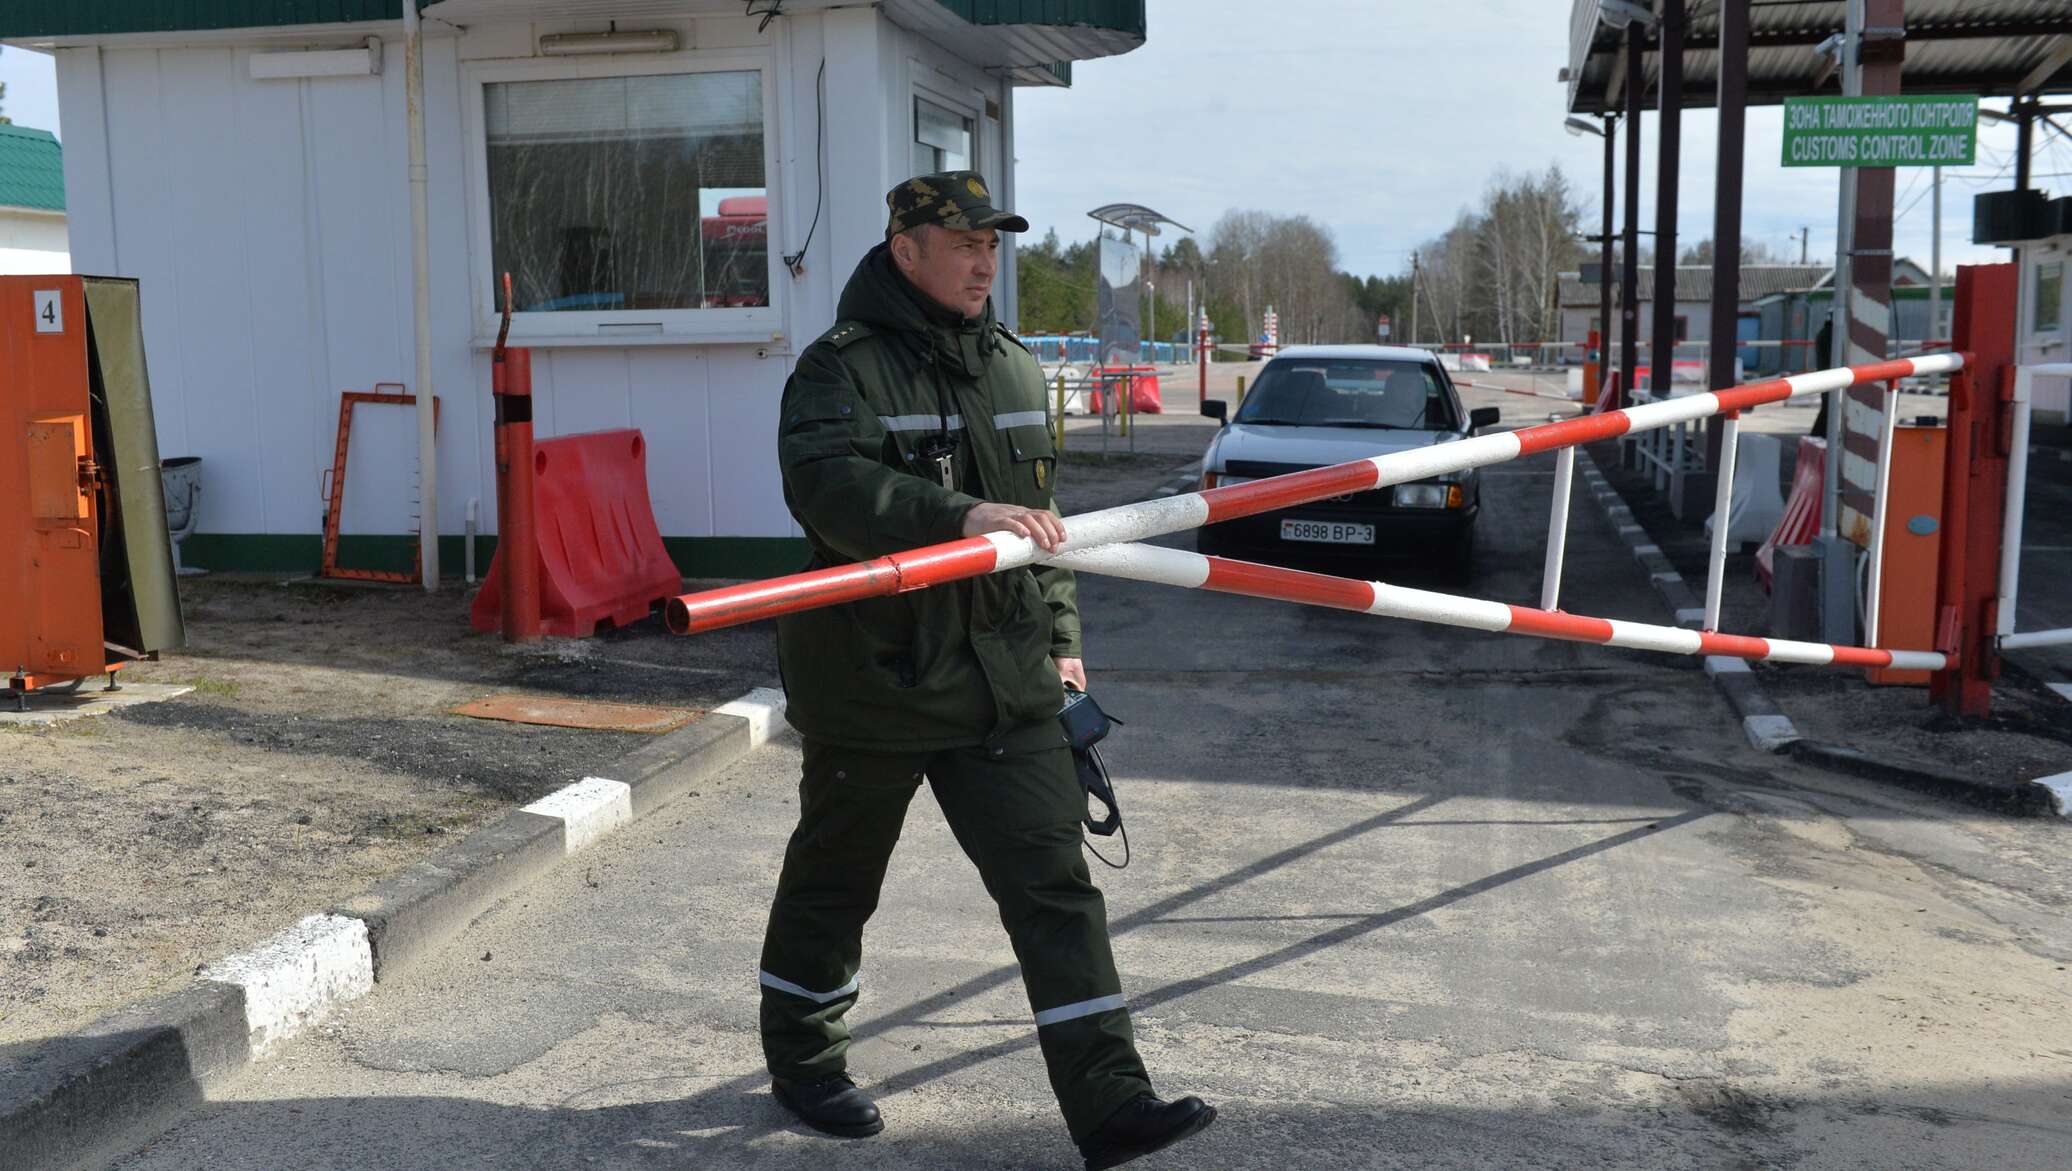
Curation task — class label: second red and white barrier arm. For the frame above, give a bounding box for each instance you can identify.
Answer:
[1051,542,1949,671]
[667,353,1965,635]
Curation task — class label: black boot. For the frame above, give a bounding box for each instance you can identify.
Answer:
[771,1073,883,1138]
[1077,1093,1216,1170]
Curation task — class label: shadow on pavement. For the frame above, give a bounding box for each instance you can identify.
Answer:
[101,1075,2072,1171]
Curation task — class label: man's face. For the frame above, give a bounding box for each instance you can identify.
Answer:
[892,225,1000,318]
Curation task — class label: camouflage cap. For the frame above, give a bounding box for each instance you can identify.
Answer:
[885,171,1030,239]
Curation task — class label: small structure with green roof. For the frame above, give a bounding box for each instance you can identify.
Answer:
[0,123,68,274]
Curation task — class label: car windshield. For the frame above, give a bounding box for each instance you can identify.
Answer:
[1233,359,1458,431]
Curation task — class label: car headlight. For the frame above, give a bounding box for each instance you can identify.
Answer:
[1393,483,1463,509]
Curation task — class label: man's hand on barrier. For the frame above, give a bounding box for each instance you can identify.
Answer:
[1054,657,1087,691]
[962,502,1066,553]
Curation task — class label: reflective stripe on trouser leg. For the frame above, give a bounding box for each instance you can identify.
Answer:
[760,970,860,1004]
[1033,993,1127,1027]
[760,741,926,1082]
[926,741,1152,1141]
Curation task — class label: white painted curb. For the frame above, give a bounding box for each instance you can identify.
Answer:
[2032,771,2072,818]
[524,776,634,853]
[715,687,789,748]
[202,914,374,1055]
[1742,714,1802,753]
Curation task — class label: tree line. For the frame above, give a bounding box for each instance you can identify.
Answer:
[1014,165,1594,351]
[1016,215,1409,355]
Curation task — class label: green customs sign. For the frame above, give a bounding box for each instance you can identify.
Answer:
[1782,95,1978,167]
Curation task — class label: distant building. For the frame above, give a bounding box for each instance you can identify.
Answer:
[1558,263,1830,357]
[0,125,67,273]
[1559,260,1938,375]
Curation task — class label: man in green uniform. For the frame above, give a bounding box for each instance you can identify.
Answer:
[759,172,1216,1169]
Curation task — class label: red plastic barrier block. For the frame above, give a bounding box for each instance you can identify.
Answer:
[471,429,683,637]
[1084,366,1163,415]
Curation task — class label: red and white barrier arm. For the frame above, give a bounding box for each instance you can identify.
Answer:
[1052,543,1950,671]
[665,353,1966,636]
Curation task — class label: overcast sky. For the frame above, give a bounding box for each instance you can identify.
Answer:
[1014,0,2039,280]
[0,7,2050,281]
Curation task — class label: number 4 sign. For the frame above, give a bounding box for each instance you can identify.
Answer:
[34,289,64,334]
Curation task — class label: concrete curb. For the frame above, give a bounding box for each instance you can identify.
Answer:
[1,687,787,1171]
[1574,448,1805,755]
[1781,741,2060,817]
[1575,450,2063,817]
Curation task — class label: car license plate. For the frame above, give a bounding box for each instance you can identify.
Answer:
[1280,518,1374,545]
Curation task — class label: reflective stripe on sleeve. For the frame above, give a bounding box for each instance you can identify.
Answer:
[992,410,1051,430]
[878,413,964,432]
[759,969,861,1004]
[1032,992,1126,1027]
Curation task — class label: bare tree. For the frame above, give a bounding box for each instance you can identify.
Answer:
[1410,166,1585,345]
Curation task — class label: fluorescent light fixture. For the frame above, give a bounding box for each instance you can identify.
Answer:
[249,40,382,80]
[1565,116,1605,138]
[1596,0,1657,28]
[539,30,680,56]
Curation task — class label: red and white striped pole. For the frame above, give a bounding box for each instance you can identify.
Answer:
[1053,542,1948,671]
[666,353,1966,636]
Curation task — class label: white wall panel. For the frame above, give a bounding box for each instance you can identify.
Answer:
[100,50,192,463]
[222,51,318,536]
[627,347,712,536]
[704,349,792,537]
[158,50,267,534]
[540,348,635,437]
[53,49,115,277]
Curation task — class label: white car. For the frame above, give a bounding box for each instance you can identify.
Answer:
[1197,345,1498,579]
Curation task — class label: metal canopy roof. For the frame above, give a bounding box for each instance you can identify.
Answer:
[1565,0,2072,115]
[1086,202,1190,236]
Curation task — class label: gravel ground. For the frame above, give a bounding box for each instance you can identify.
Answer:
[1,399,1210,1051]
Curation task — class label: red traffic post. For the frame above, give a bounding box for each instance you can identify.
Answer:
[1931,263,2016,717]
[490,273,541,643]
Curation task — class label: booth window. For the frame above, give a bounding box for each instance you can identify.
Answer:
[484,69,768,316]
[913,96,974,175]
[2035,261,2062,333]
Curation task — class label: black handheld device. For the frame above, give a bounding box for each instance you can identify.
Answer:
[1059,686,1128,865]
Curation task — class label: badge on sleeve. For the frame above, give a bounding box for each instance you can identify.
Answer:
[1035,460,1049,488]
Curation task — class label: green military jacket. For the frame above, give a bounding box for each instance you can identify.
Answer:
[775,243,1077,750]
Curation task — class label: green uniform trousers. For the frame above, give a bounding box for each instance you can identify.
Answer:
[759,734,1152,1140]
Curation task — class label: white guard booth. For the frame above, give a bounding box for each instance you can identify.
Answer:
[0,1,1144,576]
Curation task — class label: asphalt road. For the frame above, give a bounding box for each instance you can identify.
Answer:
[109,435,2072,1170]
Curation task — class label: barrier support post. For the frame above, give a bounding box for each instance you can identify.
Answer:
[1236,375,1247,404]
[1702,410,1741,630]
[1540,441,1577,611]
[1864,379,1900,646]
[1998,365,2041,640]
[1932,263,2015,717]
[1055,372,1067,459]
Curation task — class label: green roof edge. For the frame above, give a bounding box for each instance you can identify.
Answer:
[1,0,1143,41]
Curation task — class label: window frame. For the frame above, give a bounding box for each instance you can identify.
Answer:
[2034,260,2063,334]
[911,89,978,176]
[460,50,784,347]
